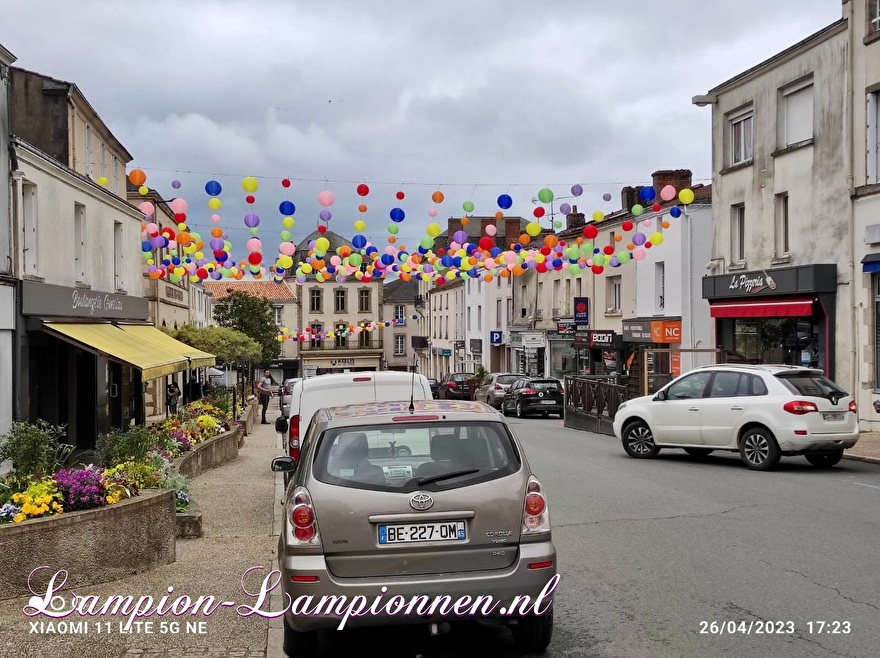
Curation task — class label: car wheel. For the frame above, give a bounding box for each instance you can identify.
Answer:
[542,412,549,418]
[739,427,781,471]
[511,609,553,653]
[516,402,525,418]
[283,615,317,657]
[395,446,412,457]
[683,448,714,458]
[805,449,844,468]
[621,421,659,458]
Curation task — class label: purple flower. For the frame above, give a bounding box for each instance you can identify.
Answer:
[53,465,107,512]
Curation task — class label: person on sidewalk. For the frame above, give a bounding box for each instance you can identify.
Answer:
[166,381,181,415]
[257,370,273,424]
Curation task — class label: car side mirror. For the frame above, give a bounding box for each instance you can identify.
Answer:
[275,416,288,433]
[653,390,667,402]
[271,456,296,472]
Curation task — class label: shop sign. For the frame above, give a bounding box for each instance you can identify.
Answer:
[21,280,149,320]
[556,322,575,337]
[573,297,590,326]
[622,320,652,342]
[651,320,682,344]
[726,271,777,294]
[701,264,836,300]
[509,332,523,348]
[470,338,483,354]
[586,330,616,347]
[330,358,356,366]
[573,327,592,346]
[522,332,545,348]
[453,340,465,350]
[489,330,504,345]
[441,348,452,357]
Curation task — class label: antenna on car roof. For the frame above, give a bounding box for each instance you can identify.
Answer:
[408,354,416,414]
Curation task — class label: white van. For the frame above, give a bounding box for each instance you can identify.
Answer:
[275,371,433,464]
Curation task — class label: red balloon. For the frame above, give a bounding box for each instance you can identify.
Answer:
[196,267,208,279]
[583,225,599,239]
[536,262,548,273]
[644,241,652,248]
[396,191,405,200]
[317,225,327,233]
[282,179,291,188]
[603,245,615,255]
[652,203,661,212]
[437,248,446,255]
[248,252,262,265]
[246,195,256,204]
[591,265,604,275]
[533,207,545,218]
[174,213,186,222]
[357,184,370,196]
[540,246,551,256]
[478,237,494,250]
[621,220,634,232]
[213,250,225,258]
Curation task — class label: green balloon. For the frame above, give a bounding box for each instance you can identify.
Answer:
[462,200,475,213]
[249,227,259,235]
[388,223,400,235]
[568,264,580,276]
[420,236,434,249]
[617,250,631,263]
[566,246,580,260]
[631,204,644,216]
[279,230,292,242]
[538,188,554,204]
[554,220,563,229]
[593,253,605,267]
[348,253,363,267]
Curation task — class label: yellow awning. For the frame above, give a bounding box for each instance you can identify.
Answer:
[43,322,189,380]
[118,324,216,369]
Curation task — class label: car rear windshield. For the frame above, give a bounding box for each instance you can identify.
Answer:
[451,374,470,382]
[496,375,522,385]
[775,373,848,398]
[531,380,561,390]
[312,421,521,493]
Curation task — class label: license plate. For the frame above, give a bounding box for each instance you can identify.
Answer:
[378,521,466,544]
[541,399,556,404]
[823,412,844,421]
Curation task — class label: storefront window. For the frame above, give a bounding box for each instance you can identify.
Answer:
[549,341,576,380]
[734,318,819,367]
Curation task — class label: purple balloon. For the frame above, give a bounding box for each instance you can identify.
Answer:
[453,230,468,244]
[603,193,612,202]
[210,238,224,250]
[632,232,647,246]
[210,270,222,280]
[610,256,620,267]
[319,209,332,221]
[244,212,261,228]
[559,203,572,215]
[171,179,182,189]
[570,184,583,197]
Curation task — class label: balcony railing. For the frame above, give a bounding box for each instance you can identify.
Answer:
[300,340,384,351]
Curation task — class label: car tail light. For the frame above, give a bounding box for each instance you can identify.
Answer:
[522,388,537,395]
[849,401,857,413]
[783,400,819,415]
[522,476,550,535]
[448,382,457,388]
[288,414,300,461]
[494,384,502,390]
[286,486,320,545]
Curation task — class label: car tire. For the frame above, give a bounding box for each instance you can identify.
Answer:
[683,448,714,458]
[511,609,553,653]
[621,421,660,458]
[805,449,844,468]
[283,615,317,657]
[516,402,525,418]
[542,412,549,418]
[739,427,781,471]
[395,446,412,457]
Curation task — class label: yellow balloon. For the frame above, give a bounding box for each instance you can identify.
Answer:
[301,263,313,274]
[426,222,442,238]
[208,198,222,210]
[278,255,293,269]
[526,222,541,237]
[354,220,366,232]
[592,210,604,222]
[282,216,295,228]
[138,186,149,196]
[97,176,109,187]
[678,188,695,205]
[242,176,259,193]
[649,232,664,245]
[315,237,330,252]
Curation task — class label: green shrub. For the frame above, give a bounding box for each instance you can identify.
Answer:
[96,426,154,467]
[0,420,66,482]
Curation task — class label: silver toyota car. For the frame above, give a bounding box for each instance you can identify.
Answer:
[271,399,556,656]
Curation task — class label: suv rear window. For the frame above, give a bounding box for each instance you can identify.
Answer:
[312,422,521,493]
[775,372,847,398]
[496,375,522,385]
[531,380,561,390]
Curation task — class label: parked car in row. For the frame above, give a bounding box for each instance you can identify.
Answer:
[427,377,440,399]
[476,373,524,409]
[438,372,473,400]
[271,399,556,655]
[279,377,302,417]
[501,378,564,418]
[613,364,859,471]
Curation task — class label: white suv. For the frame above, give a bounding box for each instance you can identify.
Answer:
[612,364,859,471]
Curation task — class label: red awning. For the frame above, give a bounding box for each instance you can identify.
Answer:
[709,297,815,318]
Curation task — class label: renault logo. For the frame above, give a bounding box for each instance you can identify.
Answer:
[410,492,434,510]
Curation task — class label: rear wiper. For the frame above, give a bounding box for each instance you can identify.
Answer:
[418,469,479,486]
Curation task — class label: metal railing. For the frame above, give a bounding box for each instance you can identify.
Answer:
[299,340,384,351]
[564,375,631,422]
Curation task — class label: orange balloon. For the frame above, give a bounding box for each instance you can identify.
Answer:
[128,169,146,186]
[518,234,530,246]
[495,211,504,219]
[483,274,493,283]
[177,231,192,246]
[432,191,444,204]
[411,254,422,264]
[627,242,635,250]
[358,204,367,213]
[388,236,396,244]
[614,234,622,242]
[543,235,558,249]
[662,220,670,229]
[312,259,325,269]
[500,268,510,278]
[512,264,524,276]
[339,246,351,257]
[210,227,223,238]
[400,272,411,281]
[461,217,470,226]
[576,237,584,245]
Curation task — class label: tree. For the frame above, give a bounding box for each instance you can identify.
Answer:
[163,325,262,364]
[212,291,280,363]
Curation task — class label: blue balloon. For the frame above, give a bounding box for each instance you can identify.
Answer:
[205,180,222,196]
[390,207,405,222]
[279,200,295,215]
[352,234,367,249]
[639,187,656,203]
[141,241,152,252]
[670,206,682,218]
[381,254,395,265]
[497,194,513,210]
[490,247,502,258]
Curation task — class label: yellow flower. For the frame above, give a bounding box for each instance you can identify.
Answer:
[13,513,25,523]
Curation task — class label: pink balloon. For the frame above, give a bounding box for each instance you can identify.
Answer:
[330,255,342,266]
[211,214,221,223]
[317,190,335,207]
[660,185,676,202]
[138,202,155,216]
[247,238,262,252]
[145,222,159,235]
[170,198,188,214]
[428,208,438,217]
[279,242,296,256]
[485,224,497,236]
[484,258,497,269]
[633,247,647,261]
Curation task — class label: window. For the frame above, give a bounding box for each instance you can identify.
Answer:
[310,288,323,313]
[359,329,370,348]
[100,144,106,178]
[84,125,93,178]
[310,324,323,348]
[781,79,813,146]
[507,298,513,325]
[394,304,405,323]
[775,193,789,256]
[394,334,405,355]
[872,0,880,33]
[708,372,741,398]
[576,278,582,298]
[729,105,754,165]
[874,276,880,387]
[869,91,880,184]
[477,278,481,293]
[358,288,371,312]
[113,221,123,290]
[467,307,472,331]
[112,156,119,193]
[607,276,622,312]
[445,294,448,310]
[564,279,571,312]
[655,263,665,313]
[22,182,37,275]
[274,306,283,325]
[666,372,712,400]
[335,324,348,348]
[335,289,347,313]
[74,202,85,281]
[496,300,501,325]
[477,306,482,331]
[731,204,746,262]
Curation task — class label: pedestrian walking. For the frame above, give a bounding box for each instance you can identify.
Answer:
[166,381,181,415]
[257,369,273,424]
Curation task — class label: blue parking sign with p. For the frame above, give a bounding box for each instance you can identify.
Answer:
[490,331,503,345]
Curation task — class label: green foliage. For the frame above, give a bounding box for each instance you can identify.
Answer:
[0,420,66,482]
[212,290,280,363]
[163,324,262,365]
[96,426,154,468]
[471,365,488,385]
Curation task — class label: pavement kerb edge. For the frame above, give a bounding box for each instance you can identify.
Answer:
[268,428,286,658]
[843,454,880,465]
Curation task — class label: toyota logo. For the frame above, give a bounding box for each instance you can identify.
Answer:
[410,493,434,510]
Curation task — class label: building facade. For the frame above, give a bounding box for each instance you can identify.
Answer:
[381,278,419,371]
[0,44,16,437]
[427,278,464,378]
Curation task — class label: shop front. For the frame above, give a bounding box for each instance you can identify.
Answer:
[302,354,381,376]
[573,329,624,377]
[17,281,211,450]
[702,264,837,378]
[549,323,577,381]
[622,317,683,394]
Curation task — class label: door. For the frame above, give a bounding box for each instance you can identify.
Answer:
[650,371,712,445]
[698,372,747,447]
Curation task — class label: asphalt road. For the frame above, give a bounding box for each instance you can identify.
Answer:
[320,416,880,658]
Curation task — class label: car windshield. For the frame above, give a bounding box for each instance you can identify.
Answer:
[451,374,470,382]
[776,372,847,398]
[531,380,561,390]
[496,375,521,385]
[312,421,521,493]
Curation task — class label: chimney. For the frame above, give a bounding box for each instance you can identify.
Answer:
[566,204,585,230]
[651,169,693,196]
[447,217,463,243]
[620,186,639,211]
[504,217,522,245]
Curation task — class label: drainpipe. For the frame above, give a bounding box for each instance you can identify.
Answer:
[844,0,857,400]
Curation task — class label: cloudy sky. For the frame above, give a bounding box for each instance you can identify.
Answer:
[3,0,841,270]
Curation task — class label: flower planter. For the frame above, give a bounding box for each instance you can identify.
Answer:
[172,426,242,479]
[0,489,176,601]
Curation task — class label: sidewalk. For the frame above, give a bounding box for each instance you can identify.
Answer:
[847,431,880,464]
[0,419,282,658]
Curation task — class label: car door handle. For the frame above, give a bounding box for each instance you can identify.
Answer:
[730,406,743,411]
[688,407,699,412]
